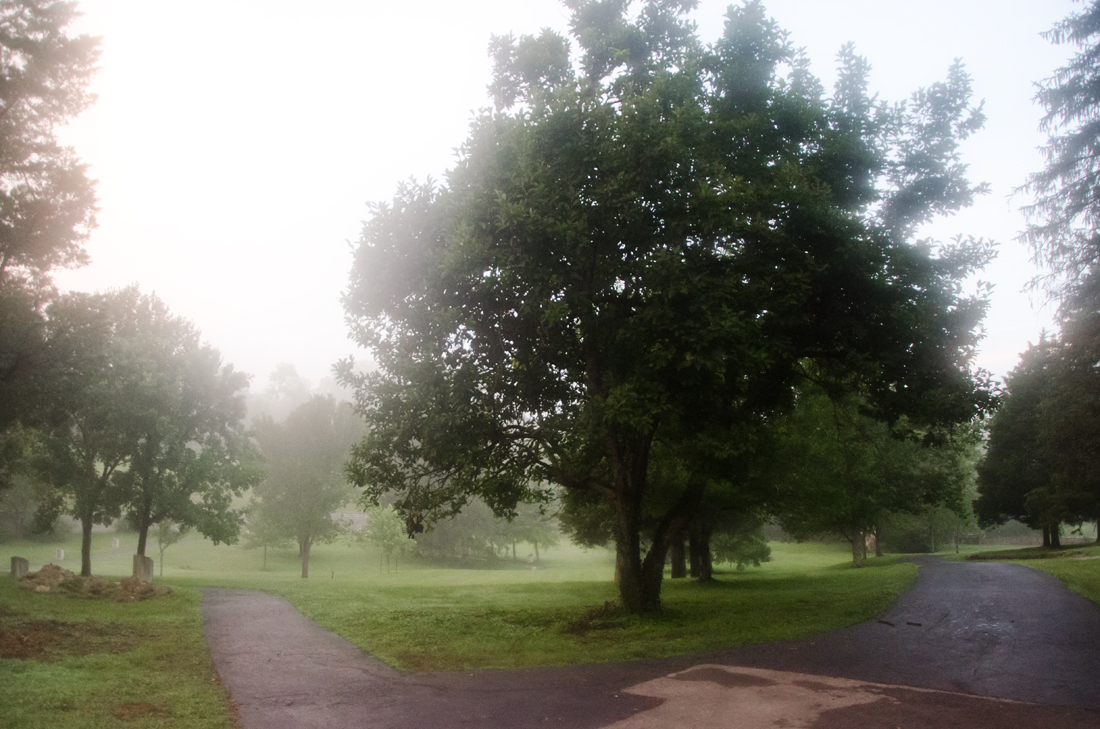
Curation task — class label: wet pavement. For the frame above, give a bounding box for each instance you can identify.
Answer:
[201,556,1100,728]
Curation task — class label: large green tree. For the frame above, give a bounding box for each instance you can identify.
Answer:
[34,288,252,575]
[340,0,992,613]
[1009,0,1100,541]
[976,335,1100,543]
[109,291,259,556]
[34,291,136,576]
[252,395,363,578]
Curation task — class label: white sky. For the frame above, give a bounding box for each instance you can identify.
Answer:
[54,0,1079,390]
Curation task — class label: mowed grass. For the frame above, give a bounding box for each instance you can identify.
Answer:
[154,538,916,672]
[0,578,234,729]
[1,530,917,729]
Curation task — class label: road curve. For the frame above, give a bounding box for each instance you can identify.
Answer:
[201,556,1100,728]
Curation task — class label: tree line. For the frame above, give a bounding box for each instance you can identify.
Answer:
[7,0,1098,607]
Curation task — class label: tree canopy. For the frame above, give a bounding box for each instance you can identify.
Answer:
[775,384,979,566]
[340,0,993,613]
[0,0,100,477]
[976,335,1100,544]
[33,287,253,575]
[108,290,259,556]
[1020,0,1100,305]
[0,0,99,287]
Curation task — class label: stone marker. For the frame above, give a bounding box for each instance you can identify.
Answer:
[11,556,28,580]
[55,548,64,561]
[112,537,120,549]
[133,554,154,583]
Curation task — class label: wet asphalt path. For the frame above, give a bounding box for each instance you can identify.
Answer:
[201,556,1100,728]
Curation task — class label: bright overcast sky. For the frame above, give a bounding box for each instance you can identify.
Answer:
[54,0,1078,391]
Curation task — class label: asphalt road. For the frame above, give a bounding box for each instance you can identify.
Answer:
[201,556,1100,728]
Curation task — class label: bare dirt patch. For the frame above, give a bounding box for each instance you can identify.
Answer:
[0,616,138,661]
[17,564,172,602]
[113,701,169,722]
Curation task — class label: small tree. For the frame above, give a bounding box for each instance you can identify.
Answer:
[364,504,414,572]
[501,501,561,564]
[252,396,362,578]
[154,520,190,577]
[242,498,292,570]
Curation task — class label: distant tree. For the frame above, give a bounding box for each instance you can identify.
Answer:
[412,498,502,562]
[340,0,993,612]
[252,396,362,578]
[499,500,561,563]
[364,503,414,571]
[247,363,312,423]
[710,513,771,571]
[242,498,292,570]
[775,386,978,567]
[32,288,253,575]
[154,520,189,577]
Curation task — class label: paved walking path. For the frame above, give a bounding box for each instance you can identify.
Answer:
[201,556,1100,728]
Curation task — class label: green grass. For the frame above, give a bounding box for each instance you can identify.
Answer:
[0,578,234,729]
[156,539,917,672]
[1,531,918,729]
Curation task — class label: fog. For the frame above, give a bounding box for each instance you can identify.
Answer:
[52,0,1076,386]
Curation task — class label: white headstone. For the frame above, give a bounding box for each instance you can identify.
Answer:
[112,537,120,549]
[133,554,154,583]
[11,556,29,579]
[55,548,64,561]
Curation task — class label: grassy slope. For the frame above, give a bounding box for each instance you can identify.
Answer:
[0,579,234,729]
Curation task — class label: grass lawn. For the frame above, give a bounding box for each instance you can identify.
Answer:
[0,577,234,729]
[1,531,917,727]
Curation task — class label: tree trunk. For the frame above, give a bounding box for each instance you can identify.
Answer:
[300,538,312,578]
[670,535,687,578]
[534,540,540,563]
[688,522,713,581]
[613,506,647,613]
[80,515,93,577]
[688,530,701,578]
[137,522,149,557]
[512,540,516,561]
[1042,525,1051,547]
[1050,523,1061,548]
[874,528,883,558]
[850,531,865,568]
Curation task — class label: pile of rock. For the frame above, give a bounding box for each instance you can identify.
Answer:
[16,564,172,602]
